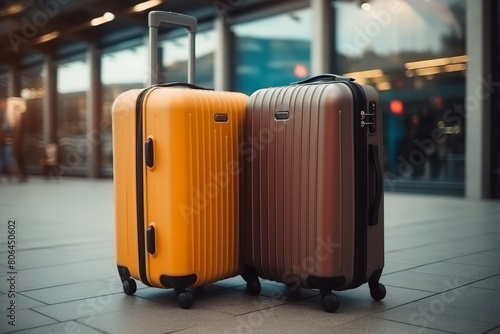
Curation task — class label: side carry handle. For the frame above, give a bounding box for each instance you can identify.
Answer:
[148,11,197,85]
[369,144,383,226]
[291,74,355,85]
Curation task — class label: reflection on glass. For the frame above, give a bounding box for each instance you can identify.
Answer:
[334,0,466,193]
[19,66,44,176]
[161,29,215,88]
[0,75,7,99]
[231,8,312,95]
[57,59,89,176]
[101,45,147,175]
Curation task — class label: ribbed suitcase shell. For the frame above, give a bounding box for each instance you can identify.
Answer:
[113,87,247,293]
[243,81,384,299]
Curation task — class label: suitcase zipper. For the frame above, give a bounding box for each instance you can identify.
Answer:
[135,87,153,287]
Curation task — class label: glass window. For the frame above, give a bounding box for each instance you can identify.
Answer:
[19,66,44,177]
[101,45,147,175]
[231,8,312,95]
[161,29,215,88]
[333,0,466,194]
[0,73,7,99]
[57,59,89,176]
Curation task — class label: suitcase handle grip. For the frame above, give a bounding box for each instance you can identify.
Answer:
[369,144,383,226]
[291,74,355,85]
[148,11,197,86]
[152,82,212,90]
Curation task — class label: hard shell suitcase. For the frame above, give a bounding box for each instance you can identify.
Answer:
[112,11,248,309]
[241,74,386,312]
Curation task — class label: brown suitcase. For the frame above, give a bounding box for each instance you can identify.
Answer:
[241,74,386,313]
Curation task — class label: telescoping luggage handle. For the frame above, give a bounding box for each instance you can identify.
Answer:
[148,11,197,86]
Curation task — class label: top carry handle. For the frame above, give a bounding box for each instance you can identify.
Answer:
[148,11,197,86]
[291,74,355,85]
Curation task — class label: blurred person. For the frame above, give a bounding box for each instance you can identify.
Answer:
[41,142,59,179]
[7,97,27,182]
[0,125,13,182]
[0,98,13,182]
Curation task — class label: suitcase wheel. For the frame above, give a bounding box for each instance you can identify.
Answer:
[369,282,386,301]
[246,279,261,296]
[177,290,194,309]
[123,278,137,296]
[321,293,340,313]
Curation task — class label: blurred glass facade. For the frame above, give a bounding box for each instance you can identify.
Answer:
[333,0,466,193]
[232,8,312,94]
[57,59,89,175]
[161,29,215,87]
[20,65,44,174]
[0,0,486,196]
[101,45,148,175]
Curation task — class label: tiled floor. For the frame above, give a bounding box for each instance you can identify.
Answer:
[0,177,499,334]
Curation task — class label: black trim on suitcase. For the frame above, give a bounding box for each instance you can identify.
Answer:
[369,144,382,226]
[117,265,132,283]
[306,275,346,293]
[342,81,368,290]
[136,87,153,287]
[160,274,197,290]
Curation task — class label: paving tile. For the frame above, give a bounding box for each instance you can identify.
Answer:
[446,249,500,268]
[212,275,247,289]
[382,270,470,293]
[409,262,500,281]
[484,326,500,334]
[0,308,57,334]
[0,293,46,311]
[16,258,117,291]
[22,279,124,304]
[57,243,116,261]
[309,316,451,334]
[385,234,500,267]
[171,285,434,334]
[470,274,500,291]
[376,301,500,334]
[15,248,83,270]
[382,260,420,275]
[135,285,287,316]
[243,280,320,301]
[9,321,106,334]
[418,285,500,315]
[77,300,231,334]
[3,179,500,334]
[33,292,152,322]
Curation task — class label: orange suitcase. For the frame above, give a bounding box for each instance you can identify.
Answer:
[112,12,248,309]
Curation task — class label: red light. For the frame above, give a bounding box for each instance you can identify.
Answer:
[390,100,403,115]
[294,64,308,78]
